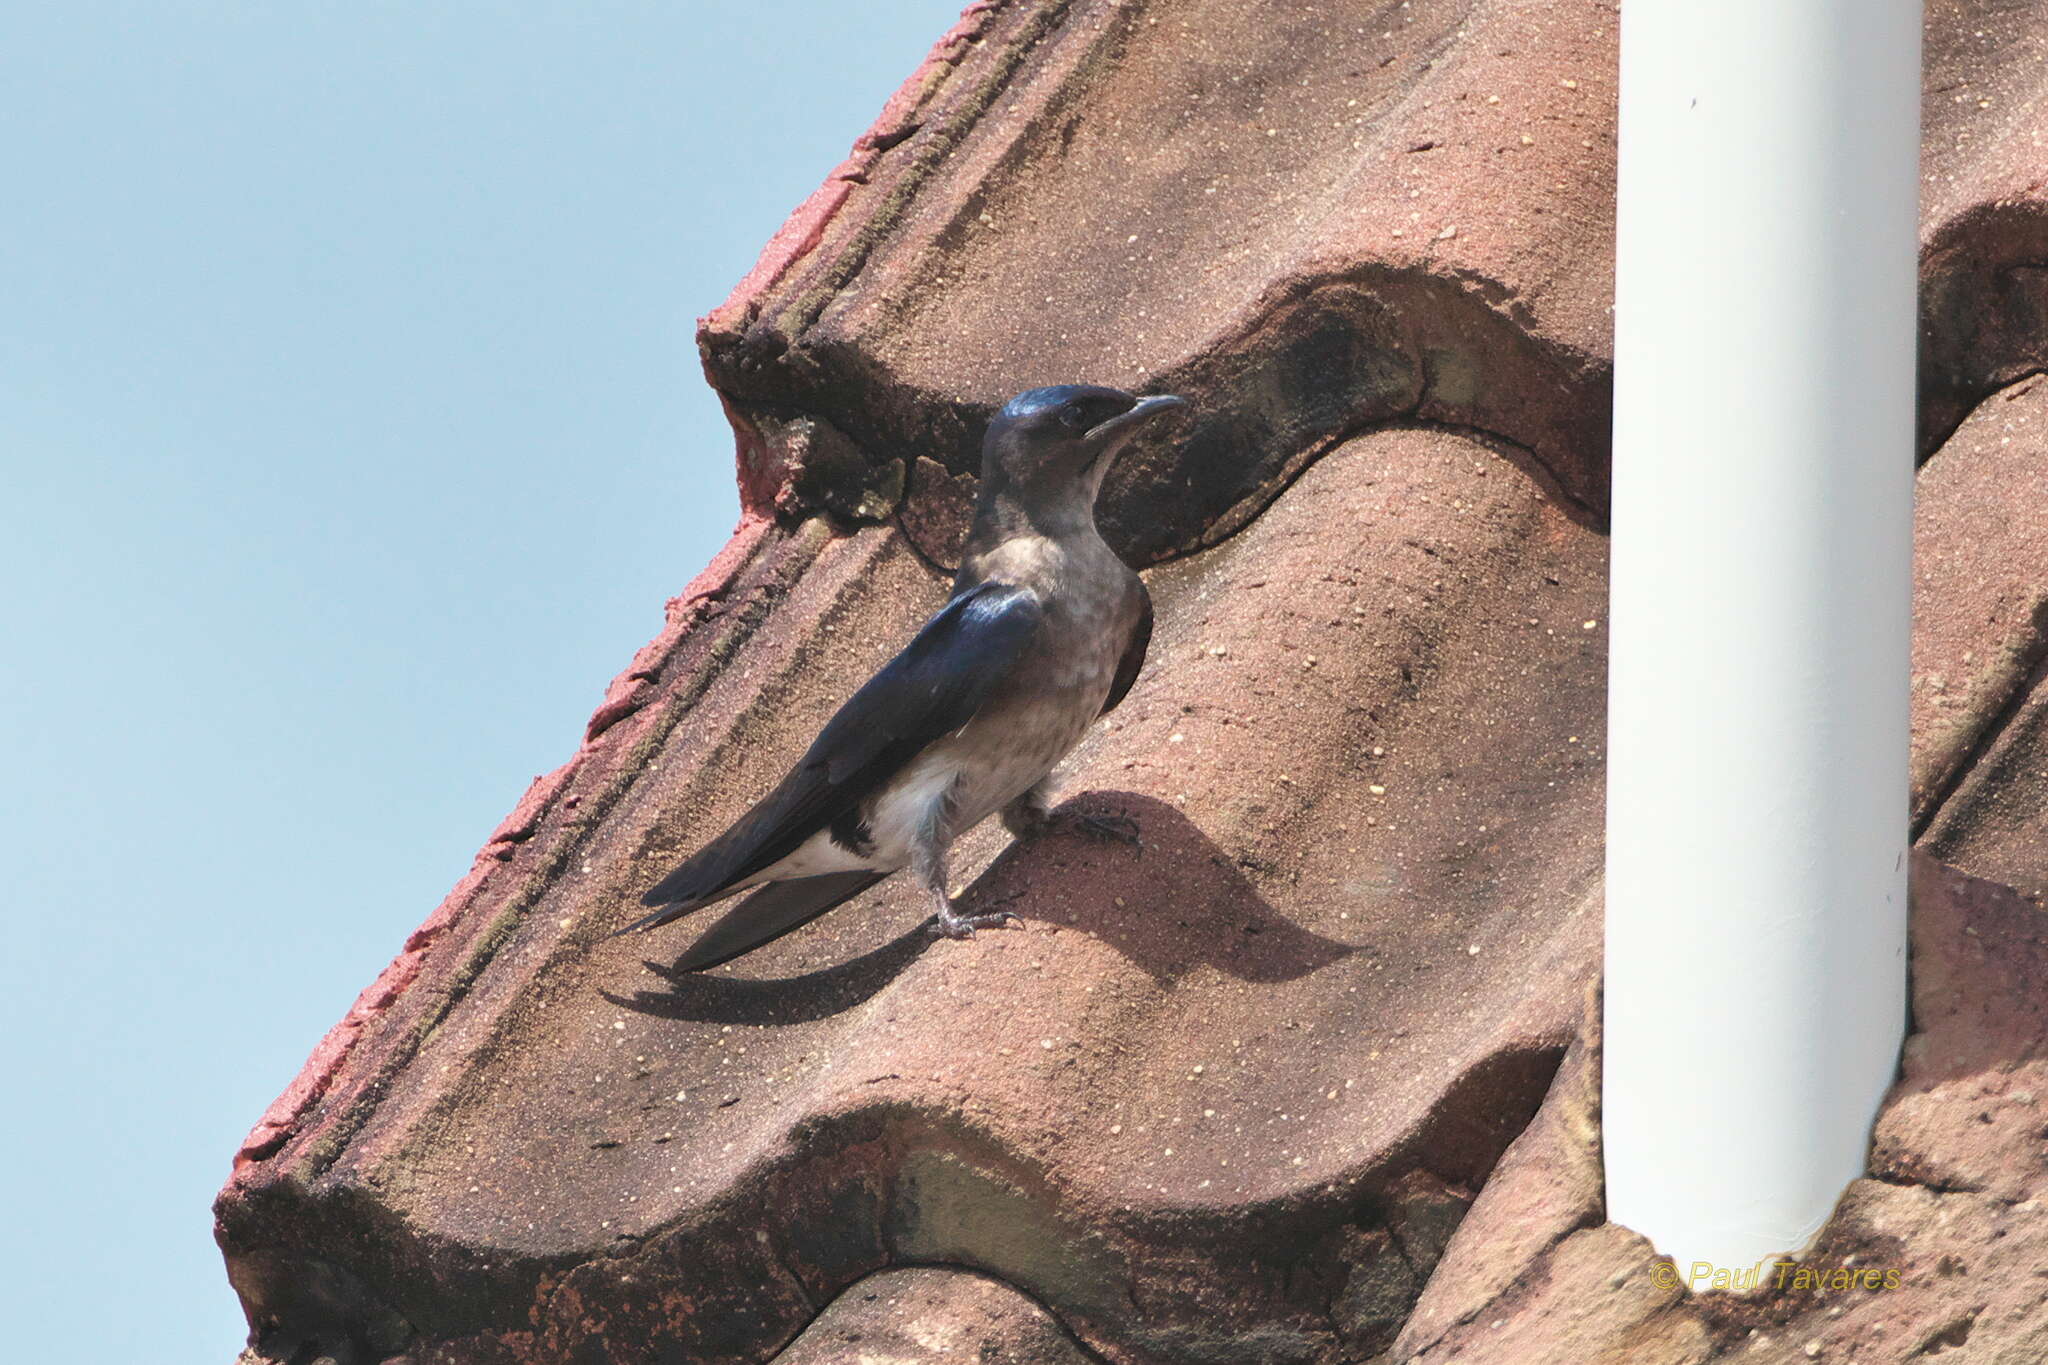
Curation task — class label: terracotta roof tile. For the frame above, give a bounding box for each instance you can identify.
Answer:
[219,1,2048,1360]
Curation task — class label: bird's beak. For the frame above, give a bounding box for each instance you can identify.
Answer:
[1085,393,1189,448]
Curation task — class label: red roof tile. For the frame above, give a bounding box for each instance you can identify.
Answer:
[219,2,2048,1360]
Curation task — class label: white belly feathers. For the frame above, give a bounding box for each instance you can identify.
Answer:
[745,540,1139,890]
[748,678,1106,887]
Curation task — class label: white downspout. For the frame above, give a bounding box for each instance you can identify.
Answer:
[1604,0,1921,1272]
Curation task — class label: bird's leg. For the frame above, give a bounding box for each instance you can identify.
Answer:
[999,782,1057,839]
[1002,781,1142,850]
[916,798,1020,939]
[1068,808,1142,848]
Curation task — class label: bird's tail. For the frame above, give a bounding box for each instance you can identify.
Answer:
[668,869,891,972]
[613,892,722,937]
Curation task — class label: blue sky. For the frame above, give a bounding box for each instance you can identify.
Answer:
[0,3,963,1358]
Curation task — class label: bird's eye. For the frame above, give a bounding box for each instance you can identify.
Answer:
[1058,402,1090,430]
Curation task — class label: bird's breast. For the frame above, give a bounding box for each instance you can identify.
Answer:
[943,595,1135,821]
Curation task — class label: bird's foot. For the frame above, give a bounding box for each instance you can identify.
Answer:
[932,904,1025,940]
[1059,809,1142,850]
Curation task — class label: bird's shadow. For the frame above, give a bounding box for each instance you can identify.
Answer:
[604,792,1355,1025]
[600,914,931,1026]
[981,791,1358,985]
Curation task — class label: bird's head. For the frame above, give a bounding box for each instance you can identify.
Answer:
[976,385,1187,523]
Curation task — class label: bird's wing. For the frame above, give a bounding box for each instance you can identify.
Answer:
[1100,593,1152,716]
[632,580,1045,917]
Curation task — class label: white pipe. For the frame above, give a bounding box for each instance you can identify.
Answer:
[1604,1,1920,1271]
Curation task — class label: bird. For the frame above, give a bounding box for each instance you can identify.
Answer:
[618,384,1187,972]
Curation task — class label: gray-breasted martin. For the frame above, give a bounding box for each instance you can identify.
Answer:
[620,385,1186,971]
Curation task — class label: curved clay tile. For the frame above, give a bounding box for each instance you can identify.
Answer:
[219,2,2048,1361]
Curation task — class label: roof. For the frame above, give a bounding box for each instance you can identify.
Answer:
[219,1,2048,1361]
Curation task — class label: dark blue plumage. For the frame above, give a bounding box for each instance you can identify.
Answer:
[624,582,1043,928]
[626,385,1187,968]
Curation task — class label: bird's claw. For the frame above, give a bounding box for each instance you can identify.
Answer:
[1062,810,1143,850]
[933,907,1025,940]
